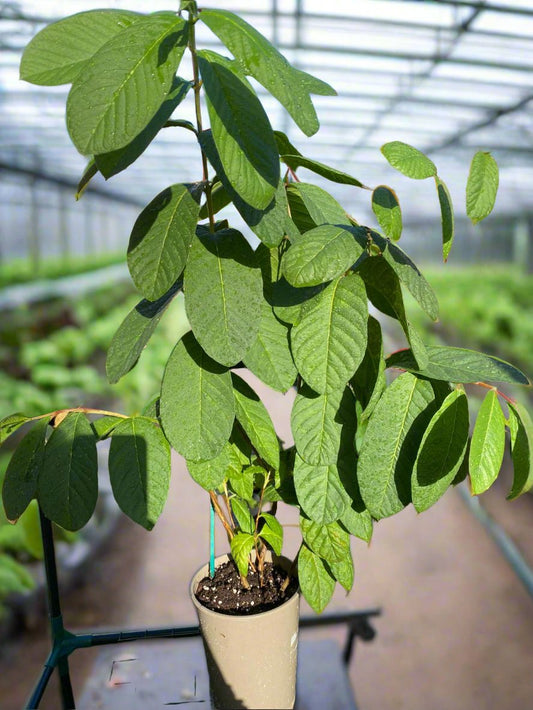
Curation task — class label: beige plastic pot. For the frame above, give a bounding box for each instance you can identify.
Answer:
[190,553,300,710]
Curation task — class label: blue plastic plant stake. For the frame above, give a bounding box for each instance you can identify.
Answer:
[209,501,215,579]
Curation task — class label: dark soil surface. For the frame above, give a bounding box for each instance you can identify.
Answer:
[195,560,298,616]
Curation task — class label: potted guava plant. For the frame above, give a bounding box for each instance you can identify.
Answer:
[2,2,533,709]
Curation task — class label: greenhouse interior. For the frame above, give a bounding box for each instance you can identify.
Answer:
[1,1,532,708]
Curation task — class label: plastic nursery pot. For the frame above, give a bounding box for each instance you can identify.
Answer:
[190,553,300,710]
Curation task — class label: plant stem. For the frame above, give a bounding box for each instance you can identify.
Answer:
[209,491,234,541]
[29,407,129,424]
[473,381,516,405]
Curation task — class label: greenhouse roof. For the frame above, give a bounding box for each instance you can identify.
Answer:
[1,0,533,222]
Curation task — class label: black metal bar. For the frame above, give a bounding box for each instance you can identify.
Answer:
[57,657,76,710]
[299,609,381,629]
[88,624,201,647]
[25,662,55,710]
[39,507,62,620]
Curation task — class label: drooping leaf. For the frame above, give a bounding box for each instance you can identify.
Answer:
[328,550,354,592]
[412,390,470,512]
[350,316,386,420]
[435,177,455,261]
[293,454,349,525]
[371,186,402,241]
[358,373,437,519]
[286,183,351,230]
[469,389,506,495]
[200,10,336,137]
[160,333,235,461]
[66,13,188,154]
[2,418,48,521]
[291,273,368,395]
[300,516,350,565]
[381,141,437,180]
[231,532,255,578]
[187,442,234,491]
[231,497,254,534]
[184,228,262,367]
[340,505,373,544]
[297,544,336,614]
[91,415,123,440]
[20,9,141,85]
[259,513,283,555]
[198,50,278,210]
[386,346,530,386]
[231,373,280,470]
[507,402,533,500]
[106,281,184,384]
[109,417,170,530]
[38,412,98,531]
[336,450,373,543]
[0,413,30,447]
[76,159,97,199]
[466,151,499,224]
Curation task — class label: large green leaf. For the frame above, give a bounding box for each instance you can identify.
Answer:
[20,9,141,85]
[469,389,506,495]
[160,333,235,460]
[200,10,336,137]
[466,151,499,224]
[371,186,402,241]
[328,552,354,593]
[231,532,255,577]
[186,441,235,492]
[381,141,437,180]
[293,454,349,525]
[507,402,533,500]
[412,390,469,512]
[358,373,436,519]
[231,373,280,470]
[128,184,200,301]
[38,413,98,531]
[282,225,362,288]
[286,184,351,230]
[109,417,170,530]
[291,273,368,395]
[184,228,262,367]
[386,346,530,386]
[231,497,254,534]
[259,513,283,556]
[435,177,455,261]
[350,316,386,420]
[297,544,335,614]
[300,516,350,565]
[2,418,48,521]
[0,413,30,446]
[106,281,184,384]
[66,13,188,154]
[291,385,356,466]
[198,50,278,210]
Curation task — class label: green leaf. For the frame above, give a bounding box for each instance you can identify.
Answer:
[358,373,437,519]
[300,517,350,565]
[2,418,48,521]
[293,454,349,525]
[231,532,255,578]
[286,184,351,230]
[229,467,254,502]
[466,151,499,224]
[282,225,363,288]
[160,333,235,460]
[259,513,283,556]
[128,184,200,301]
[469,389,506,495]
[371,186,402,241]
[38,412,98,531]
[95,77,192,179]
[109,417,170,530]
[291,273,368,395]
[0,554,34,594]
[291,385,356,466]
[435,177,455,261]
[76,159,97,199]
[340,505,373,544]
[336,449,373,543]
[186,442,233,491]
[200,10,336,137]
[0,413,30,446]
[328,551,354,593]
[350,316,386,420]
[386,346,530,386]
[231,497,254,534]
[106,280,183,384]
[91,415,122,440]
[66,14,188,154]
[297,544,336,614]
[231,373,280,470]
[184,228,262,367]
[20,9,141,85]
[381,141,437,180]
[412,390,470,512]
[198,50,279,210]
[507,402,533,500]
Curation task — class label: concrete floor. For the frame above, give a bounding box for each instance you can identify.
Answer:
[1,372,533,709]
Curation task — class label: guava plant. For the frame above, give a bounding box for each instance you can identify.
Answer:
[1,2,532,613]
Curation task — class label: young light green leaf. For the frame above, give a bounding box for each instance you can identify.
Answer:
[231,373,280,470]
[469,389,506,495]
[259,513,283,556]
[160,333,235,461]
[231,532,255,578]
[358,373,437,519]
[0,413,30,446]
[350,316,386,420]
[293,454,349,525]
[198,50,279,210]
[20,9,141,85]
[466,151,499,224]
[298,544,336,614]
[412,390,469,512]
[435,177,455,261]
[291,273,368,395]
[67,14,188,154]
[186,442,233,492]
[200,9,336,137]
[381,141,437,180]
[184,228,262,367]
[38,412,98,531]
[371,186,402,241]
[286,183,351,230]
[109,417,170,530]
[231,497,254,534]
[229,467,254,502]
[386,346,530,386]
[507,402,533,500]
[328,551,354,593]
[300,517,350,565]
[2,418,48,522]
